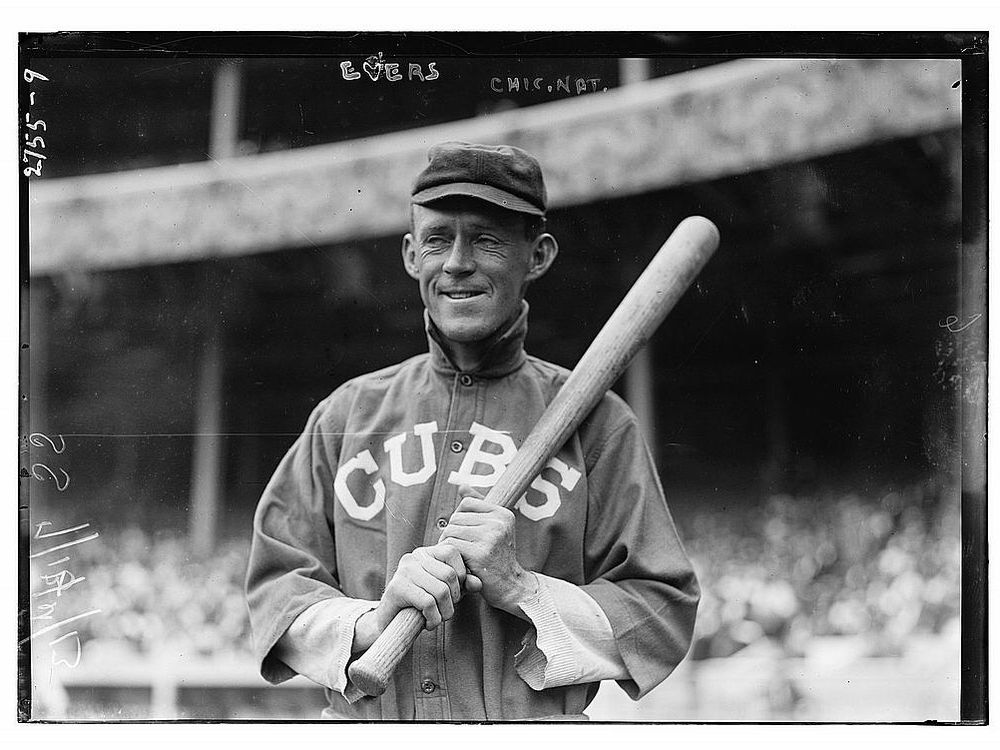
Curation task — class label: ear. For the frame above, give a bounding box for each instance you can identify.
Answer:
[401,233,420,280]
[525,233,559,283]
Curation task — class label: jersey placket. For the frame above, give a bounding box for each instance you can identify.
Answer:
[411,371,478,720]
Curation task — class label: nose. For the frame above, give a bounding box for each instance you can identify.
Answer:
[442,239,476,275]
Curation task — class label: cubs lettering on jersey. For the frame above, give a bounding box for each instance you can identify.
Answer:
[334,420,581,522]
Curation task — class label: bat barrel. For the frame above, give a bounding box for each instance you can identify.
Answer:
[347,216,719,697]
[483,215,719,510]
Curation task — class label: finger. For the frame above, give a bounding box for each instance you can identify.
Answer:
[396,580,443,630]
[425,543,469,581]
[444,510,501,528]
[455,496,504,515]
[464,573,484,593]
[457,484,487,502]
[434,588,456,624]
[416,553,463,604]
[417,543,465,573]
[438,525,482,546]
[399,559,456,610]
[414,566,459,617]
[435,535,483,570]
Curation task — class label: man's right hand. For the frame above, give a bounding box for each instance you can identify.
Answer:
[352,543,483,654]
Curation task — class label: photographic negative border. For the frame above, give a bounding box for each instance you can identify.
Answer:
[16,30,987,725]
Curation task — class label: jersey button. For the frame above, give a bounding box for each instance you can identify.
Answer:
[436,517,448,529]
[450,440,463,453]
[421,679,437,694]
[459,374,474,386]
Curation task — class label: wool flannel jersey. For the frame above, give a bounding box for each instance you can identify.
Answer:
[245,304,699,720]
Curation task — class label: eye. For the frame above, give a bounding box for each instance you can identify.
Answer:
[474,234,504,251]
[421,235,450,252]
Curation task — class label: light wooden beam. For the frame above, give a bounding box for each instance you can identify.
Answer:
[619,56,657,447]
[29,58,961,275]
[188,61,242,558]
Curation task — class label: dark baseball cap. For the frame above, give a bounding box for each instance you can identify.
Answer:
[411,141,547,216]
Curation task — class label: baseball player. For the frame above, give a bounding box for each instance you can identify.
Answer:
[245,142,699,721]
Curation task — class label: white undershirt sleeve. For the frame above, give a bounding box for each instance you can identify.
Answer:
[271,597,378,704]
[275,573,628,698]
[514,572,629,690]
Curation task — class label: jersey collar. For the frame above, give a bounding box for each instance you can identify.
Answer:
[425,301,529,379]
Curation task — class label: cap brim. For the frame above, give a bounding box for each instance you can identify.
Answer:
[411,182,544,216]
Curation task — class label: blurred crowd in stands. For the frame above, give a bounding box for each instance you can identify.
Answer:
[35,480,960,666]
[686,479,960,661]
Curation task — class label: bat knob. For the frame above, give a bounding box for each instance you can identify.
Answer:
[347,660,391,698]
[347,606,426,697]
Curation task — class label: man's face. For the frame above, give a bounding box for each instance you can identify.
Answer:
[402,199,555,345]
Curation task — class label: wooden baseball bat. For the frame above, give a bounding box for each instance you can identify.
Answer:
[347,215,720,697]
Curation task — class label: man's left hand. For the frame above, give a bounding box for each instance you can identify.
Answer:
[438,487,538,618]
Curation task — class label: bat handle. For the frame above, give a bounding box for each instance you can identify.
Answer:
[348,606,425,697]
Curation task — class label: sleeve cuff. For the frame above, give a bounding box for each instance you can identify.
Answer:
[514,574,582,690]
[330,600,379,702]
[274,597,378,703]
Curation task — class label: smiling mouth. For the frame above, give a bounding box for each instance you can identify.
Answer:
[441,291,485,300]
